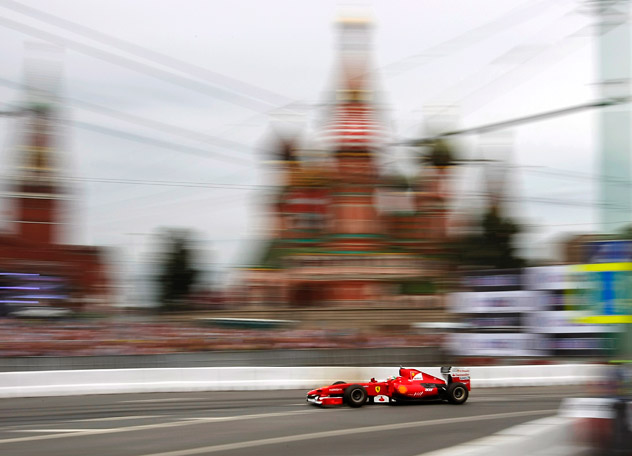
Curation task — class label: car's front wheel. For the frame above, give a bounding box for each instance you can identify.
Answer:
[344,384,367,408]
[446,382,468,405]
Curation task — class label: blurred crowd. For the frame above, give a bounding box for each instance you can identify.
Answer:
[0,319,437,356]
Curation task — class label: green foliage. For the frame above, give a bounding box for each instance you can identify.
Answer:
[400,280,436,295]
[420,138,456,168]
[619,224,632,240]
[453,207,525,270]
[157,229,198,311]
[428,139,454,168]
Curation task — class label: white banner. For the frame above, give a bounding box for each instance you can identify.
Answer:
[446,333,542,357]
[449,290,547,313]
[537,337,615,351]
[524,266,576,290]
[462,273,522,289]
[524,311,619,334]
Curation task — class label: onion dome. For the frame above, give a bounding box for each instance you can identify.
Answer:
[320,15,383,156]
[322,101,383,154]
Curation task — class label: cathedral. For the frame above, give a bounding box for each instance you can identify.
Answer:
[243,18,454,309]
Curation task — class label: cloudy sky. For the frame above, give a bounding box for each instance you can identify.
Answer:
[0,0,613,291]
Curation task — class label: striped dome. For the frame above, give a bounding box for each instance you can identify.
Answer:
[322,101,383,152]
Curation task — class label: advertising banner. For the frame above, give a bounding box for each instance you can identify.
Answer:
[571,263,632,324]
[524,311,619,334]
[537,336,616,354]
[449,290,547,314]
[462,270,522,291]
[525,266,575,291]
[584,240,632,264]
[446,333,541,357]
[467,315,522,331]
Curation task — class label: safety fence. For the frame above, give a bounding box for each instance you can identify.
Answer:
[0,347,442,372]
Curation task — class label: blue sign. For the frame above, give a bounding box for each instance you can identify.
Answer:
[586,241,632,264]
[577,269,632,317]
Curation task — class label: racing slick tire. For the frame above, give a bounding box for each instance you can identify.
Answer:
[344,384,368,408]
[333,381,346,385]
[446,382,468,405]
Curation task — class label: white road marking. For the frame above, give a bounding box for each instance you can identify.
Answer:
[12,429,94,433]
[0,409,319,445]
[468,394,579,403]
[467,397,521,403]
[415,416,574,456]
[135,409,558,456]
[120,398,206,404]
[186,409,327,423]
[70,415,164,422]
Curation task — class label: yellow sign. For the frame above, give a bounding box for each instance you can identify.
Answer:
[578,315,632,324]
[572,263,632,272]
[375,386,380,393]
[398,385,408,394]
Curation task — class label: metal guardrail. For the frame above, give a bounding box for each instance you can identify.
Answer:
[0,347,444,372]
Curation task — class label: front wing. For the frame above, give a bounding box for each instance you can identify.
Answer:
[307,395,344,406]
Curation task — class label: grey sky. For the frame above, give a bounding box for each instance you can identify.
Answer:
[0,0,608,292]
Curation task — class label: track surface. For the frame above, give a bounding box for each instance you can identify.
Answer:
[1,386,583,456]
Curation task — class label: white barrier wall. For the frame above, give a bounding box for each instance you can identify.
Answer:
[468,364,606,387]
[0,364,607,398]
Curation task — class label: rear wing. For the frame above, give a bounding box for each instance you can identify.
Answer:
[441,366,471,390]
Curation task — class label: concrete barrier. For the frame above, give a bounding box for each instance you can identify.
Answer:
[0,364,607,398]
[467,364,605,388]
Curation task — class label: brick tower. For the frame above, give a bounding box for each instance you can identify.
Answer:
[10,47,66,245]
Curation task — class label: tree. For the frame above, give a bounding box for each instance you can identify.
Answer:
[424,138,455,168]
[157,229,198,311]
[453,206,525,270]
[619,224,632,240]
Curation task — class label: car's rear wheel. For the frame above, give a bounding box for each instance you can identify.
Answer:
[446,382,468,405]
[344,384,367,408]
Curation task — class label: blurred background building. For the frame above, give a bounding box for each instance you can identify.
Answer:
[0,46,108,317]
[242,18,453,314]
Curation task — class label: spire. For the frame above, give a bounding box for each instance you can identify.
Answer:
[18,43,64,181]
[322,15,382,155]
[8,43,67,244]
[336,16,372,102]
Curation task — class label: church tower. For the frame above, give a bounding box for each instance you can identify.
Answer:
[10,46,67,245]
[323,17,384,251]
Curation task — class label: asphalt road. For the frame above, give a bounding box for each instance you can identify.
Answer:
[0,386,584,456]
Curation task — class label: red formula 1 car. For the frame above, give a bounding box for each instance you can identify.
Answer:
[307,366,470,407]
